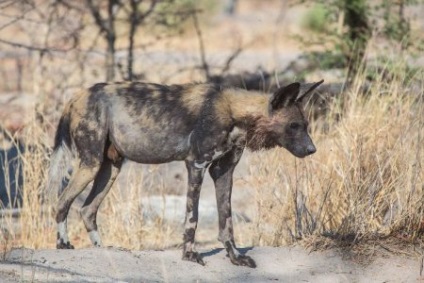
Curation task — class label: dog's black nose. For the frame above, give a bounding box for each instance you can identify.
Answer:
[307,145,316,155]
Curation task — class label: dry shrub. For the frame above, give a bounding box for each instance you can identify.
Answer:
[0,113,54,250]
[248,70,424,247]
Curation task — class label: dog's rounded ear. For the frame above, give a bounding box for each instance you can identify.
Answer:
[296,80,324,103]
[269,82,301,113]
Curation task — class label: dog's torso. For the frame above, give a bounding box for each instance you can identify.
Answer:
[68,82,246,165]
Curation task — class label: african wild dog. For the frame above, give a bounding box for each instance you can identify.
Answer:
[47,80,323,268]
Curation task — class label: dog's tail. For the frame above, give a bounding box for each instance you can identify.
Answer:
[46,105,74,199]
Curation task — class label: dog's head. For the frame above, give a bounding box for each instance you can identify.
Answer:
[247,80,323,158]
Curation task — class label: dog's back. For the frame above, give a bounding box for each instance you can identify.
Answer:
[62,82,225,164]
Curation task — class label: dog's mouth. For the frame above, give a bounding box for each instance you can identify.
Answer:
[281,142,316,158]
[290,150,309,158]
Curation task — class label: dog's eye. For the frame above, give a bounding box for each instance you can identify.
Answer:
[289,122,300,130]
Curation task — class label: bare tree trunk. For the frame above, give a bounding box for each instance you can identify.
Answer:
[16,58,23,93]
[344,0,370,84]
[192,10,210,81]
[105,0,116,82]
[126,0,158,81]
[127,0,138,81]
[86,0,117,82]
[398,0,410,50]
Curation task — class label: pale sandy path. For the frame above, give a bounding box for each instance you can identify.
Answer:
[0,246,420,282]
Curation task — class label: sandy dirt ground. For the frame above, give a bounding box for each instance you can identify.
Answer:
[0,246,421,282]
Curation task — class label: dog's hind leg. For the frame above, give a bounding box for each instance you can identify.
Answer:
[56,164,100,249]
[80,148,123,247]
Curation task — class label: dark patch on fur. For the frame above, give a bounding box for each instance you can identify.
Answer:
[73,122,104,166]
[88,83,108,94]
[73,88,109,166]
[117,83,194,123]
[191,85,228,159]
[182,251,205,265]
[56,232,74,249]
[224,241,256,268]
[183,228,196,243]
[186,167,202,223]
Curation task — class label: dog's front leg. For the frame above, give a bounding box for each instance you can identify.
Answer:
[209,147,256,268]
[182,160,206,265]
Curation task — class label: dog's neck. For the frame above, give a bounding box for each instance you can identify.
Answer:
[222,88,270,128]
[221,88,282,151]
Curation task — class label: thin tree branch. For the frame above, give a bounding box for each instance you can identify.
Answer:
[140,0,158,21]
[191,10,210,80]
[0,0,17,10]
[86,0,108,34]
[0,38,68,53]
[221,46,243,75]
[54,0,85,13]
[127,0,159,80]
[0,7,35,31]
